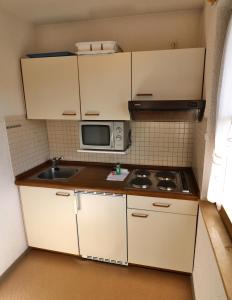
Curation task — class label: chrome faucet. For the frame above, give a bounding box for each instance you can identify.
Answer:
[51,156,63,169]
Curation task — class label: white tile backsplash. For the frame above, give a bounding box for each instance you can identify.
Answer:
[5,116,195,175]
[5,115,49,175]
[47,120,194,167]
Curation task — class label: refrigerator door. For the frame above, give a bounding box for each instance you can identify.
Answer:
[77,192,127,264]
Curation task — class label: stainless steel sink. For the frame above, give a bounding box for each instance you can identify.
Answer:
[32,166,80,181]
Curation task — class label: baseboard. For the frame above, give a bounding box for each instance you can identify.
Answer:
[0,247,31,282]
[129,262,192,275]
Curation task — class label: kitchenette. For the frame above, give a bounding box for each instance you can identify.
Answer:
[16,159,199,272]
[12,44,205,273]
[0,1,231,300]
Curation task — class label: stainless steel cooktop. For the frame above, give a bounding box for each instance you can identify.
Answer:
[126,169,192,194]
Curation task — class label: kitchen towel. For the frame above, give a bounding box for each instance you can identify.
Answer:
[106,169,129,181]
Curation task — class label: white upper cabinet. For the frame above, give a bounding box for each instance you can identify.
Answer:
[132,48,205,101]
[78,53,131,120]
[21,56,81,120]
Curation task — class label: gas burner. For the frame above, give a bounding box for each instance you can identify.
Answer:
[135,169,151,178]
[156,171,176,181]
[157,180,176,191]
[130,177,152,189]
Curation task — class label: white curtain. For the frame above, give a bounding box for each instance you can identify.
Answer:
[208,14,232,213]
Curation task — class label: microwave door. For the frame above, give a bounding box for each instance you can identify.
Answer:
[80,122,114,150]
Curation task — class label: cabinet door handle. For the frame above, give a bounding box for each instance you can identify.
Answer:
[136,93,153,96]
[152,202,171,208]
[62,112,77,116]
[132,213,148,218]
[85,112,100,116]
[56,192,70,197]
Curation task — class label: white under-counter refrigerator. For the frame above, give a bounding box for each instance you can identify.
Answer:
[77,192,128,265]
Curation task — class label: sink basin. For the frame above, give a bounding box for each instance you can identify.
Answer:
[35,166,79,181]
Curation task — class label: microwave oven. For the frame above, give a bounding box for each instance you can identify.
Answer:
[79,121,131,151]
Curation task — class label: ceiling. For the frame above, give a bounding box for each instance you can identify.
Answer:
[0,0,204,24]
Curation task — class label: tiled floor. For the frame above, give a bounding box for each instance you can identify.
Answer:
[0,249,193,300]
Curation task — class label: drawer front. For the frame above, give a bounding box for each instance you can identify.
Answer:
[127,195,198,215]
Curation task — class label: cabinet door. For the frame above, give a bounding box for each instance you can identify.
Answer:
[132,48,205,100]
[21,56,81,120]
[77,193,127,263]
[78,53,131,120]
[128,208,197,272]
[20,186,79,255]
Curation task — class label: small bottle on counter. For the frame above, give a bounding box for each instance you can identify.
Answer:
[116,163,121,175]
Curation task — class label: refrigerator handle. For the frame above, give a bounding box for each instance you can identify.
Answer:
[74,191,81,211]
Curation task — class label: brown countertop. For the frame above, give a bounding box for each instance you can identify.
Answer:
[15,160,199,201]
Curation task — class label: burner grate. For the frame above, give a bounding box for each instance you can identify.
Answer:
[135,169,151,178]
[157,180,177,191]
[156,171,176,181]
[130,177,152,189]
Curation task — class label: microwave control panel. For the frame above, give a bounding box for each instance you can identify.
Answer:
[113,122,130,150]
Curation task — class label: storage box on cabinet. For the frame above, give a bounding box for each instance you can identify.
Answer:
[127,195,198,273]
[20,186,79,255]
[21,56,81,120]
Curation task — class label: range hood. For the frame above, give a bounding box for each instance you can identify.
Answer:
[128,100,206,122]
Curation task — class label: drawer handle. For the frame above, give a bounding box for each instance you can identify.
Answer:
[136,93,153,96]
[56,192,70,197]
[85,112,100,116]
[62,112,77,116]
[132,213,148,218]
[152,202,171,208]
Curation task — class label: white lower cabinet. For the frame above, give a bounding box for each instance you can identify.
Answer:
[127,195,198,273]
[19,186,197,272]
[20,186,79,255]
[77,192,127,264]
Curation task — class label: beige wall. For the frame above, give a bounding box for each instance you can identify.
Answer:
[0,8,35,117]
[0,7,36,276]
[35,10,203,52]
[192,0,231,198]
[192,120,207,191]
